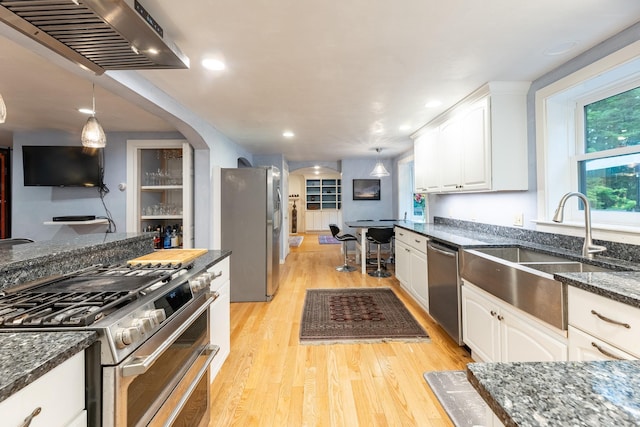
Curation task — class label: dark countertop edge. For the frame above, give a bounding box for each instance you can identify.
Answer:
[0,331,98,403]
[466,367,516,427]
[0,233,150,273]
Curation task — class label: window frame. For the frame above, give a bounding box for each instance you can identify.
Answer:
[535,41,640,243]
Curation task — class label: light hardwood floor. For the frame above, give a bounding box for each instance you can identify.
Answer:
[210,232,473,426]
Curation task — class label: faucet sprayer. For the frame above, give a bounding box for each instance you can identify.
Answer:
[552,192,606,259]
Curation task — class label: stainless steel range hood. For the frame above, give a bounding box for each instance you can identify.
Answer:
[0,0,189,75]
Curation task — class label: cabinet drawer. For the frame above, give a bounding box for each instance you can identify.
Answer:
[568,326,636,361]
[394,228,427,252]
[207,257,230,292]
[568,286,640,357]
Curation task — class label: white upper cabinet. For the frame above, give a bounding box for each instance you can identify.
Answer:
[413,81,530,193]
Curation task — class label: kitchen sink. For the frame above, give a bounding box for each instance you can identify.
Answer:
[471,247,570,263]
[460,247,621,331]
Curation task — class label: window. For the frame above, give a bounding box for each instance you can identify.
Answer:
[536,42,640,234]
[578,86,640,213]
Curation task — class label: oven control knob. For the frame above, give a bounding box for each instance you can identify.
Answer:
[190,278,205,292]
[145,309,166,325]
[132,317,154,334]
[115,326,142,348]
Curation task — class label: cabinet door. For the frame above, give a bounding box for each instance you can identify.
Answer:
[568,326,636,361]
[500,305,567,362]
[394,240,410,288]
[460,98,491,191]
[461,283,500,362]
[414,128,440,192]
[321,211,338,230]
[410,250,428,311]
[438,118,463,191]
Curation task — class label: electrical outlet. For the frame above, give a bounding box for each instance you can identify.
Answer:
[513,213,524,227]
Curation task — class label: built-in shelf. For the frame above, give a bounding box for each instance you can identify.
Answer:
[43,219,109,225]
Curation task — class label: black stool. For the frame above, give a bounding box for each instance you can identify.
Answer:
[329,224,358,272]
[366,227,394,278]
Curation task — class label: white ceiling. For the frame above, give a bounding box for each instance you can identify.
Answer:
[0,1,639,161]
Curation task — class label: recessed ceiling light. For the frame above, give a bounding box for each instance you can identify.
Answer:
[399,124,411,131]
[424,100,442,108]
[78,107,94,115]
[283,131,295,138]
[202,58,226,71]
[314,165,320,169]
[544,41,578,56]
[147,48,159,55]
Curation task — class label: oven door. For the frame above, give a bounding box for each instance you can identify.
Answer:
[103,292,218,427]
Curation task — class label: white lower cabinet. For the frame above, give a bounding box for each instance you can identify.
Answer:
[0,351,86,427]
[462,281,567,363]
[568,286,640,361]
[304,210,341,231]
[209,257,231,382]
[394,227,428,312]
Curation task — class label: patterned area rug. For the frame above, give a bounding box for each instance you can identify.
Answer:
[318,235,340,244]
[289,235,304,247]
[423,370,488,427]
[300,288,429,344]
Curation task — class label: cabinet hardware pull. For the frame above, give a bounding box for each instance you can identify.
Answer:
[212,271,223,279]
[591,342,623,360]
[497,315,504,321]
[590,310,631,328]
[20,407,41,427]
[405,248,410,252]
[490,310,497,317]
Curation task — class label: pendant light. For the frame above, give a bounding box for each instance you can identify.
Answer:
[0,92,6,124]
[370,148,390,177]
[81,83,106,148]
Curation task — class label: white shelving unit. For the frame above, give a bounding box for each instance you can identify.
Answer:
[126,140,194,248]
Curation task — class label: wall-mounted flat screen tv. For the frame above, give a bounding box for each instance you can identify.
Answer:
[22,145,102,187]
[353,179,380,200]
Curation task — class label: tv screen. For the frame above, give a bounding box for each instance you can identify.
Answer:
[22,145,102,187]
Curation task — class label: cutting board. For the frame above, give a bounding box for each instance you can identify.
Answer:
[127,248,208,265]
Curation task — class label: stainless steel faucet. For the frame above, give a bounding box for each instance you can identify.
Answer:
[552,192,606,259]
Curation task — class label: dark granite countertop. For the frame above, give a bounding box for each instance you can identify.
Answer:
[467,360,640,427]
[397,221,640,308]
[0,331,97,403]
[0,232,154,290]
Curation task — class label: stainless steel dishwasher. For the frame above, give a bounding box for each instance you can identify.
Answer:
[427,241,463,345]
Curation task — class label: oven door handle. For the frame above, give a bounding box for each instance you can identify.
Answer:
[121,295,214,377]
[162,344,220,426]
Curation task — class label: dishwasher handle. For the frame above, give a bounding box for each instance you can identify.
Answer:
[427,242,457,257]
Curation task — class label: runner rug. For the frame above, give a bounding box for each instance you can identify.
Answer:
[423,370,487,427]
[318,235,340,244]
[300,288,429,344]
[289,235,304,247]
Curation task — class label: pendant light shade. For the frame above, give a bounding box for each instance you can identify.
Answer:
[81,83,106,148]
[370,148,390,177]
[0,92,6,124]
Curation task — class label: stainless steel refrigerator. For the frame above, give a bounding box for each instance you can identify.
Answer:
[221,166,281,302]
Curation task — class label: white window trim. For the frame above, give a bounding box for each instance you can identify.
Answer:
[536,40,640,244]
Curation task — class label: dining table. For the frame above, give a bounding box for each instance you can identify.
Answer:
[344,220,404,274]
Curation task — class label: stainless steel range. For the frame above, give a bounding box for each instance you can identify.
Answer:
[0,259,219,427]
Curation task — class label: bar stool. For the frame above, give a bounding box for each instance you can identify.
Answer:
[329,224,358,272]
[366,228,394,278]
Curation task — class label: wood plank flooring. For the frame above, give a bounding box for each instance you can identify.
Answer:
[210,232,473,426]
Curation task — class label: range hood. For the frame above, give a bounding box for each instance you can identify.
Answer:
[0,0,189,74]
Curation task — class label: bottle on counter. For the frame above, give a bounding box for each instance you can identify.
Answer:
[170,227,178,248]
[154,226,162,249]
[164,226,172,249]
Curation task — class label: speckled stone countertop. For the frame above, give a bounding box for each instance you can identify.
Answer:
[0,232,153,290]
[467,360,640,427]
[396,221,640,308]
[0,332,97,403]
